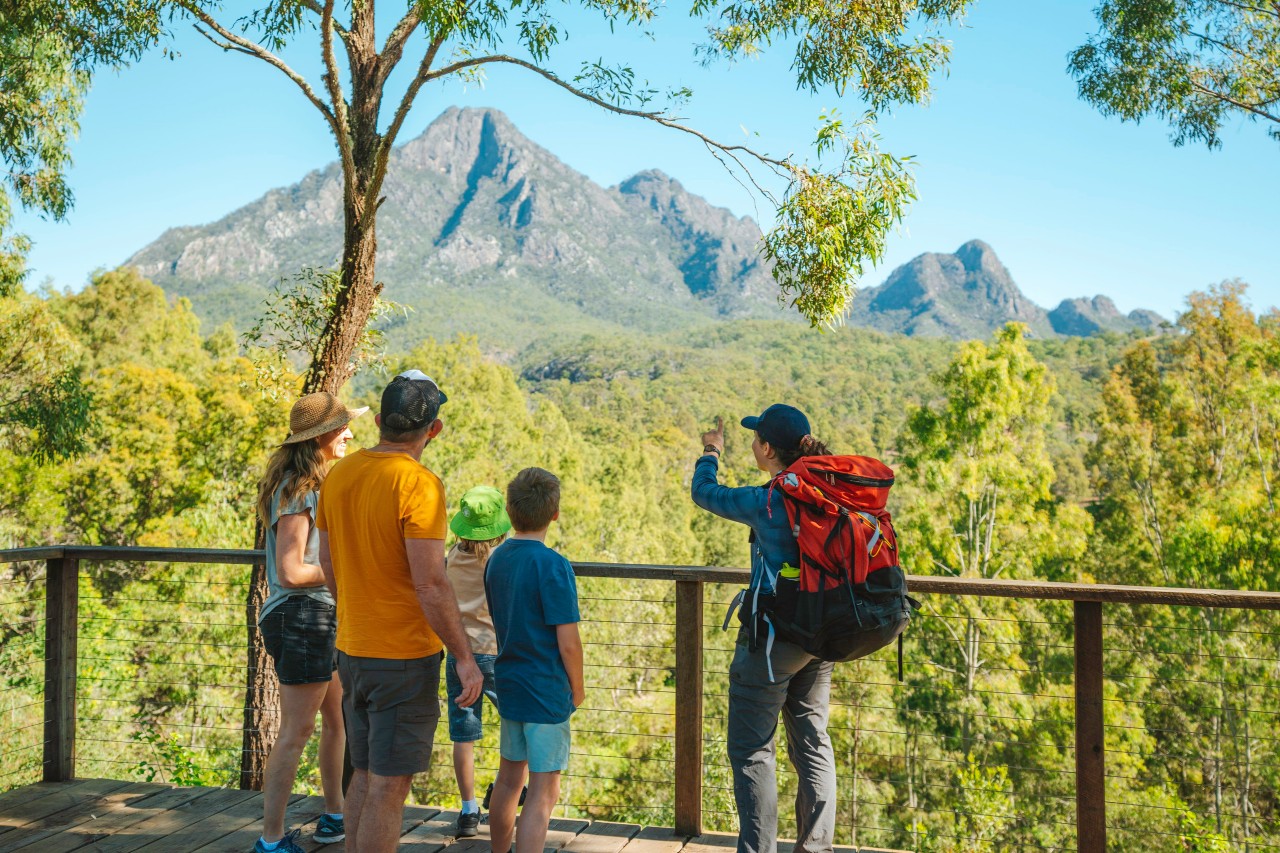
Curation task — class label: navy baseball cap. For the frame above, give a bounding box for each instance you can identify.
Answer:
[381,369,447,431]
[741,404,811,451]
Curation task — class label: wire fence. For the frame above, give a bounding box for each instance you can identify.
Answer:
[4,552,1280,853]
[0,560,48,790]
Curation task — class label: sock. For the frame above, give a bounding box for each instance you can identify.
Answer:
[259,838,280,851]
[461,799,480,814]
[325,813,343,820]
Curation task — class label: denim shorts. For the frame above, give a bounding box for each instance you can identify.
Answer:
[444,653,499,743]
[337,651,442,776]
[499,718,571,773]
[259,596,337,685]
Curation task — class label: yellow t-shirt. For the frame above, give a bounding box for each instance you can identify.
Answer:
[316,449,447,659]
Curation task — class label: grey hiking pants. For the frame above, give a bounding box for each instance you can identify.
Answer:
[727,629,836,853]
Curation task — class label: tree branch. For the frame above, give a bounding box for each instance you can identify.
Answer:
[1190,80,1280,123]
[178,4,337,131]
[379,8,423,87]
[298,0,350,39]
[362,32,449,220]
[425,55,792,171]
[319,0,355,201]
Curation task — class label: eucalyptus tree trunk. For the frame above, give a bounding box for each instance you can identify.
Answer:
[303,5,384,395]
[240,541,279,789]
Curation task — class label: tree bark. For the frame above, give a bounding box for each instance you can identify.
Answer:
[303,2,384,396]
[240,550,279,789]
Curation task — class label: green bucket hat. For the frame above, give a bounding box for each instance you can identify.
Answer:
[449,486,513,541]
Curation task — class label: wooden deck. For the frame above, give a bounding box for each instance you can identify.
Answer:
[0,780,907,853]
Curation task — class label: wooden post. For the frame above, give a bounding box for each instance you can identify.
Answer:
[43,556,79,782]
[1074,600,1105,853]
[674,579,704,837]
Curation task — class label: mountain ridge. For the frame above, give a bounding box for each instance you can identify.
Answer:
[126,106,1165,348]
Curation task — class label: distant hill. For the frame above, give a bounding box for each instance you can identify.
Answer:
[126,107,1164,349]
[847,240,1165,339]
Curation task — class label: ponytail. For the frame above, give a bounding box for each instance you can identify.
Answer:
[774,434,831,469]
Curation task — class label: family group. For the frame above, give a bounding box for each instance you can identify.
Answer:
[252,370,842,853]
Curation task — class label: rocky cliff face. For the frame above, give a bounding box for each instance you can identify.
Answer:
[126,108,1164,348]
[127,107,785,347]
[1048,296,1167,336]
[852,240,1056,338]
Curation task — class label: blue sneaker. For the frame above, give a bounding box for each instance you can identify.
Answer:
[254,829,305,853]
[314,813,345,845]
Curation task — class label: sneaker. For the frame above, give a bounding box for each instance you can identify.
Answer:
[254,829,306,853]
[314,813,346,845]
[456,810,481,838]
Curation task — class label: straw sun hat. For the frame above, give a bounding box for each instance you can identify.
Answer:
[281,392,369,445]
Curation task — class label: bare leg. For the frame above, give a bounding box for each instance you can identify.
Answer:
[453,741,476,803]
[318,674,346,815]
[262,681,329,842]
[489,757,527,853]
[514,771,561,853]
[346,769,369,850]
[355,772,413,853]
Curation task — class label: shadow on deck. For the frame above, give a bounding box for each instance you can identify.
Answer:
[0,780,905,853]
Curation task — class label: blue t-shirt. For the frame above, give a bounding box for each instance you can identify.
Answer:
[485,538,581,724]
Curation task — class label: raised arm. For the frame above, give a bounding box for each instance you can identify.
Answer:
[406,537,482,706]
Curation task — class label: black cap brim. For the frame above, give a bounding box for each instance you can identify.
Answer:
[740,416,760,430]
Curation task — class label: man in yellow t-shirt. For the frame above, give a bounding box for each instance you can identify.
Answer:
[317,370,482,853]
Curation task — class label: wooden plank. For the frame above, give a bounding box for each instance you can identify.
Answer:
[679,831,737,853]
[399,808,461,849]
[0,547,64,563]
[37,784,213,853]
[0,783,166,851]
[543,816,590,851]
[0,779,131,834]
[78,786,250,852]
[43,556,79,782]
[674,579,705,837]
[1074,600,1106,853]
[0,782,66,811]
[618,826,687,853]
[562,821,640,853]
[61,547,262,566]
[189,794,324,853]
[128,789,266,853]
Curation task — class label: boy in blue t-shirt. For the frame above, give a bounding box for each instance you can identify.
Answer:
[484,467,584,853]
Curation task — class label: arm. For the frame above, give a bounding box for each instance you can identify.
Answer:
[691,455,767,526]
[276,512,326,588]
[556,622,585,709]
[406,537,483,706]
[318,531,336,598]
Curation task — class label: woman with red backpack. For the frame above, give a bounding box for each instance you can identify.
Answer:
[692,404,837,853]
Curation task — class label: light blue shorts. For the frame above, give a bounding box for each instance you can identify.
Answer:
[499,717,571,773]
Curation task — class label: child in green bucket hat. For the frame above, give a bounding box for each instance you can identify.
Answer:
[445,486,512,837]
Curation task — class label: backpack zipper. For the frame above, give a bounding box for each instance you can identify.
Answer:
[827,471,895,488]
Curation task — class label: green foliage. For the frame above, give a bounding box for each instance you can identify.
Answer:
[765,112,916,327]
[242,267,407,397]
[7,272,1280,850]
[1070,0,1280,148]
[0,1,162,292]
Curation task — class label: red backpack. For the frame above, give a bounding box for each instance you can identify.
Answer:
[764,455,915,669]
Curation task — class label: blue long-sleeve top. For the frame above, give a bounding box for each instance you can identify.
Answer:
[691,455,799,595]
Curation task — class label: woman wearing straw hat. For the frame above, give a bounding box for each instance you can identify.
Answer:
[254,392,367,853]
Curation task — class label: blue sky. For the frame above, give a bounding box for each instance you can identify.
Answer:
[13,0,1280,320]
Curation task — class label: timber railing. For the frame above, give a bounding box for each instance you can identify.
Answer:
[3,545,1280,852]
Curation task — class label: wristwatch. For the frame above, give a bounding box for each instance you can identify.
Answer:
[703,445,721,456]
